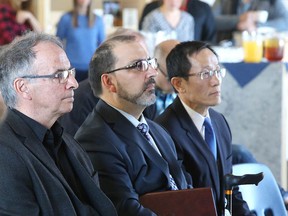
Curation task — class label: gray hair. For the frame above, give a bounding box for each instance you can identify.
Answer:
[0,31,63,108]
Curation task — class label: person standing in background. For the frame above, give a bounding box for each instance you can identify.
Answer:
[56,0,105,82]
[142,0,194,42]
[0,0,41,45]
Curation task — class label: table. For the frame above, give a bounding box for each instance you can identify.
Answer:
[214,62,288,186]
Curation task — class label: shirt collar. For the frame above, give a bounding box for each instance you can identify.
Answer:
[179,99,211,133]
[110,104,147,127]
[12,108,47,142]
[12,108,63,142]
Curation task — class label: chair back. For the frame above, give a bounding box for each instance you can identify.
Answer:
[233,163,287,216]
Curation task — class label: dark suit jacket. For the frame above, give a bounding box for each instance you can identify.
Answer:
[186,0,216,42]
[155,97,251,216]
[59,79,157,136]
[0,110,117,216]
[139,0,216,42]
[75,99,192,216]
[58,79,99,136]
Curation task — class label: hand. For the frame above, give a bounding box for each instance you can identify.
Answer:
[237,11,257,32]
[16,10,33,24]
[16,10,42,32]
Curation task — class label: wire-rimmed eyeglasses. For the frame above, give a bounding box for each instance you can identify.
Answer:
[21,68,76,84]
[185,68,226,80]
[106,57,158,74]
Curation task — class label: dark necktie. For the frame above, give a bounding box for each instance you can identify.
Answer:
[203,118,217,160]
[137,123,178,190]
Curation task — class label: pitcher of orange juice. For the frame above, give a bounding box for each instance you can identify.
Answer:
[242,31,263,63]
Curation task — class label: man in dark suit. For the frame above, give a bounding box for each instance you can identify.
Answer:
[0,32,117,215]
[155,41,252,215]
[75,35,192,216]
[58,28,157,136]
[139,0,216,42]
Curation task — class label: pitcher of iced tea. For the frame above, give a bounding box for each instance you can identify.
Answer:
[263,34,285,61]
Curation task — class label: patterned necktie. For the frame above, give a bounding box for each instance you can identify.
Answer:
[137,123,178,190]
[203,118,217,160]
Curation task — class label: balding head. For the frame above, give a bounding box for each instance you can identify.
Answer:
[107,28,148,54]
[154,40,180,61]
[154,39,179,93]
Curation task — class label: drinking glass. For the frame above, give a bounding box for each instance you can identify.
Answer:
[242,31,263,63]
[264,35,285,61]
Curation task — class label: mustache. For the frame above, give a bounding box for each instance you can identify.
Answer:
[144,78,156,89]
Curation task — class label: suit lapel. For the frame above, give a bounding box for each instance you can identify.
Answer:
[97,100,171,179]
[5,110,117,215]
[171,98,221,191]
[6,110,77,192]
[149,123,187,189]
[64,141,116,215]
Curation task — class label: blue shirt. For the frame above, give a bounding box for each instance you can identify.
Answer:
[155,89,176,116]
[56,13,105,71]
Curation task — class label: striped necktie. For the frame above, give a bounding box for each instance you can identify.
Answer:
[137,123,178,190]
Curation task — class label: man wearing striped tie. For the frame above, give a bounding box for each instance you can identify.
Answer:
[75,34,192,216]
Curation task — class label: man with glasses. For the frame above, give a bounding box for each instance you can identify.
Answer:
[75,35,192,216]
[155,41,253,215]
[58,28,157,136]
[0,32,117,215]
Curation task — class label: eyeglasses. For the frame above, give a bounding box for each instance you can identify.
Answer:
[185,68,226,80]
[21,68,76,84]
[106,58,158,74]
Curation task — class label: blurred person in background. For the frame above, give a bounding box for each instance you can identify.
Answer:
[56,0,105,82]
[212,0,288,43]
[0,0,41,45]
[141,0,194,42]
[139,0,215,43]
[153,39,179,116]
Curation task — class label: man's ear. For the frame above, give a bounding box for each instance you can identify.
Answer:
[101,74,116,93]
[171,77,185,93]
[13,78,32,99]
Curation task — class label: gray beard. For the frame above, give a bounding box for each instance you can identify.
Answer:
[117,79,156,107]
